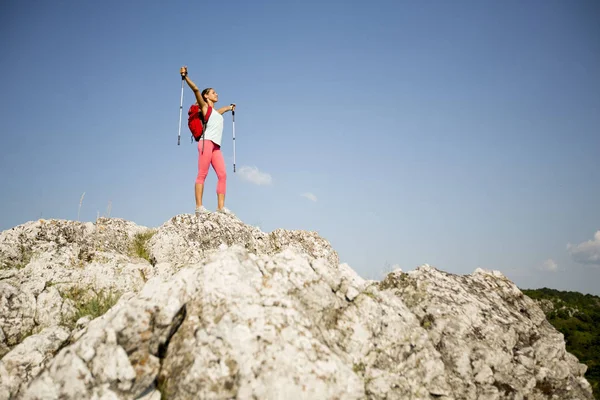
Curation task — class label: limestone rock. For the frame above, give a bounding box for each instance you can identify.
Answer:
[0,326,70,400]
[378,266,593,399]
[19,268,200,399]
[149,213,339,268]
[0,218,155,355]
[0,213,594,400]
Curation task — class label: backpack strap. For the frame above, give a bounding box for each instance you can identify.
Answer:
[201,107,213,135]
[200,106,213,153]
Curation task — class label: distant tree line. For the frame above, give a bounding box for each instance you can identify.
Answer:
[522,288,600,399]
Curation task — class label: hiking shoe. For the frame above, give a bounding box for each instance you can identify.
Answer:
[195,206,210,217]
[216,207,234,216]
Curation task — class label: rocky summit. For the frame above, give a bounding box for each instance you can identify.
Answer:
[0,213,594,400]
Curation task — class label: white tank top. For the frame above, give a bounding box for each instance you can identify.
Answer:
[203,107,224,146]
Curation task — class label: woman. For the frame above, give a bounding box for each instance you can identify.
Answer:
[180,66,235,216]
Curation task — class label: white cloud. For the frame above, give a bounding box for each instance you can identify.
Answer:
[538,259,558,272]
[237,166,272,186]
[567,231,600,266]
[301,192,317,202]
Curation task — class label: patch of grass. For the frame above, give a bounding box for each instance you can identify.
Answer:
[1,259,27,270]
[353,362,366,374]
[420,313,435,330]
[61,287,120,328]
[362,291,377,300]
[130,230,157,261]
[14,258,31,269]
[157,376,172,400]
[74,291,119,322]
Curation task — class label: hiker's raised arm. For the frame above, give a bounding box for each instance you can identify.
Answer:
[180,66,207,109]
[217,104,236,115]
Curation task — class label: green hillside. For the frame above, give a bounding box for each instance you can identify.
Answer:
[522,288,600,399]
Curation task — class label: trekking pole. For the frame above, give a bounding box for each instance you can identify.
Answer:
[177,75,185,145]
[232,105,236,173]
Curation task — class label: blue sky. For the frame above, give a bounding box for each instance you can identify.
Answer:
[1,0,599,294]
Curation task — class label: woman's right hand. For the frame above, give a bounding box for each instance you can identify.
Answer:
[180,66,188,77]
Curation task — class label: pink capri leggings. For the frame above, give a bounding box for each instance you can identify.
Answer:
[196,140,227,194]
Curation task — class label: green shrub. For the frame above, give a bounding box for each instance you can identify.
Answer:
[522,288,600,399]
[61,287,120,328]
[131,230,156,261]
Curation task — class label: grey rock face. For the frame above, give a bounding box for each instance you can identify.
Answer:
[0,218,153,353]
[379,266,592,399]
[149,213,338,267]
[0,213,594,399]
[0,326,70,400]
